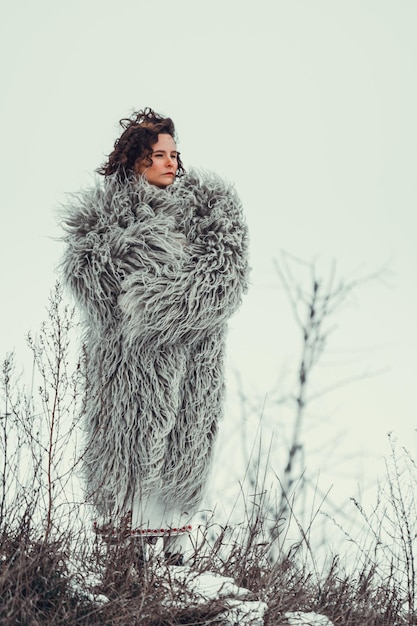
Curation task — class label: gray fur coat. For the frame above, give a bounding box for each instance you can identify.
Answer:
[60,170,249,517]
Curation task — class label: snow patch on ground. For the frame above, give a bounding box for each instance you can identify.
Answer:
[285,611,335,625]
[70,556,335,626]
[159,565,267,625]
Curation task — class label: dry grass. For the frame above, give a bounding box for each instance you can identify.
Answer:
[0,501,413,625]
[1,284,415,625]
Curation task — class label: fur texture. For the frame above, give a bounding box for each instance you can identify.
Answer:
[60,169,249,517]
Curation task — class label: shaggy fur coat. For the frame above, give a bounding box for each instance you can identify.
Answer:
[60,170,249,517]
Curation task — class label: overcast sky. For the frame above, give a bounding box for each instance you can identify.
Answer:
[1,0,416,522]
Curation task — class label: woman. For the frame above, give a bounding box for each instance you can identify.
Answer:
[61,108,249,564]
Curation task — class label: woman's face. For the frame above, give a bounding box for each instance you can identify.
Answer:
[134,133,179,188]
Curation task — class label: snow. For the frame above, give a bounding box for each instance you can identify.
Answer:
[69,543,335,626]
[79,565,336,626]
[285,611,335,626]
[158,566,267,625]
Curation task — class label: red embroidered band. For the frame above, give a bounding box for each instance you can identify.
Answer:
[93,520,192,541]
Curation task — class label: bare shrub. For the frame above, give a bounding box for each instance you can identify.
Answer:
[346,434,417,621]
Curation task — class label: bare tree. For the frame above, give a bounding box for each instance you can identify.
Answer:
[229,252,384,561]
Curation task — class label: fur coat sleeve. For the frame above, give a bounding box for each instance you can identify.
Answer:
[61,170,249,345]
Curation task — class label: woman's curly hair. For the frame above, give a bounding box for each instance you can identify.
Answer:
[97,107,185,181]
